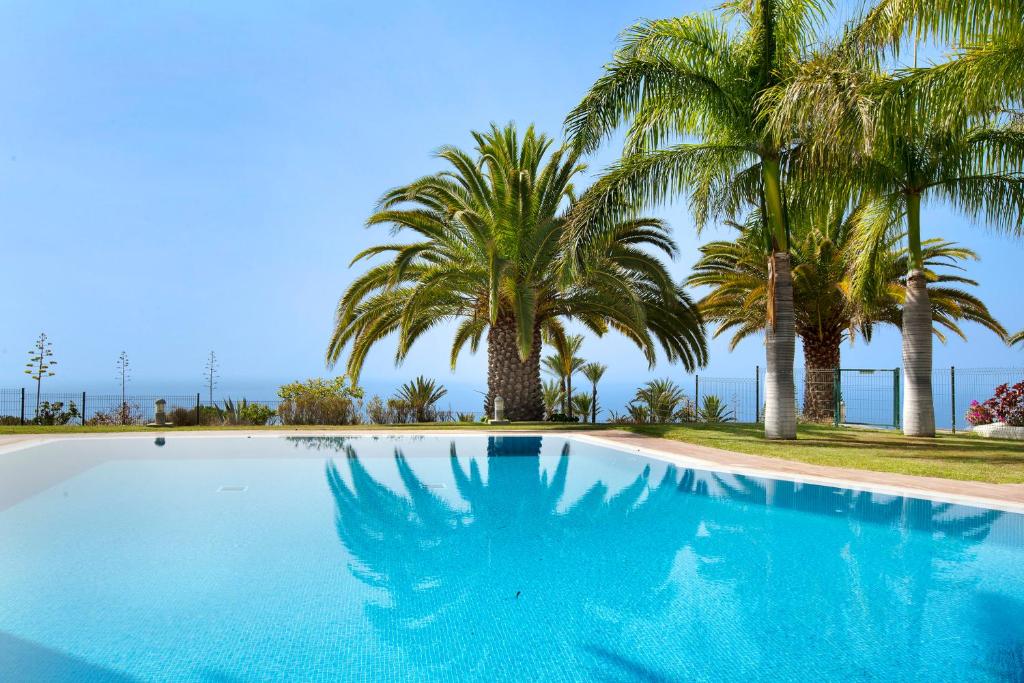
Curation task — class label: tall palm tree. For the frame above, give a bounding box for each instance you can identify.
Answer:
[581,362,607,423]
[769,13,1024,435]
[849,0,1022,124]
[690,211,1005,421]
[542,334,585,417]
[565,1,830,439]
[327,124,707,421]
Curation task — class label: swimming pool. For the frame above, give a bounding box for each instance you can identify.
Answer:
[1,434,1022,681]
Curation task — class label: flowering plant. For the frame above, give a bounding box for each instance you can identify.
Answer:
[969,382,1024,428]
[965,400,995,427]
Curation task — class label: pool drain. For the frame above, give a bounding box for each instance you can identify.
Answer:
[217,485,248,492]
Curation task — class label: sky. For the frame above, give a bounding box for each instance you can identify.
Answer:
[1,0,1021,413]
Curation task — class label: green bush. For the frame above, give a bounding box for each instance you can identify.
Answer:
[277,377,363,425]
[221,398,275,426]
[33,401,80,426]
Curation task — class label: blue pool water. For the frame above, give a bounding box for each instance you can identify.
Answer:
[1,435,1022,682]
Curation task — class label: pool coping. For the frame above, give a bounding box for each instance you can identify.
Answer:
[2,429,1023,514]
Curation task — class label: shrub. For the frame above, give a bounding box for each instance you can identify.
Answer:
[277,377,363,425]
[456,412,476,422]
[168,406,198,427]
[546,413,579,423]
[0,416,20,426]
[221,398,275,426]
[965,400,995,427]
[987,382,1024,427]
[33,401,80,426]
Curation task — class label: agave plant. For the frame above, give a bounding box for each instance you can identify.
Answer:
[394,376,448,423]
[698,395,734,424]
[328,124,706,421]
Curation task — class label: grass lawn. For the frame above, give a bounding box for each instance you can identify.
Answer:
[2,421,1021,484]
[625,423,1024,484]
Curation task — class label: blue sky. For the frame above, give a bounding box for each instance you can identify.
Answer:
[1,0,1021,411]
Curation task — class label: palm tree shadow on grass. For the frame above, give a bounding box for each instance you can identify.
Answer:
[319,435,1005,679]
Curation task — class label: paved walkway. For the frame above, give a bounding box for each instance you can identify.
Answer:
[590,430,1024,511]
[2,428,1023,512]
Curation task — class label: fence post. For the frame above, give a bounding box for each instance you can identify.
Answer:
[754,365,760,423]
[950,366,956,435]
[195,393,201,426]
[892,368,901,429]
[82,391,87,426]
[20,388,25,426]
[695,375,700,411]
[833,368,841,427]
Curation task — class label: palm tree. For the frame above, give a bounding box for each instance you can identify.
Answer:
[849,0,1022,124]
[328,124,707,421]
[768,18,1024,436]
[1010,330,1024,347]
[572,393,594,423]
[843,119,1019,435]
[581,362,607,423]
[542,334,585,417]
[564,2,829,439]
[689,210,1005,421]
[395,376,448,422]
[541,380,563,418]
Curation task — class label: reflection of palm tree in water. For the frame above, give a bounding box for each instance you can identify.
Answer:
[692,474,1003,678]
[316,435,1006,679]
[324,436,707,677]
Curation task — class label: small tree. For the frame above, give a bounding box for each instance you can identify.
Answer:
[25,333,57,417]
[116,351,131,402]
[581,362,607,424]
[203,351,219,405]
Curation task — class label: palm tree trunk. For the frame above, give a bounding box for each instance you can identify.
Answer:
[486,313,544,421]
[591,386,597,423]
[799,328,840,423]
[765,252,797,439]
[902,269,936,436]
[567,375,573,418]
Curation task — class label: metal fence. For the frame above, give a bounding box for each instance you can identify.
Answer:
[2,368,1021,428]
[687,366,1022,430]
[0,389,485,426]
[932,367,1024,433]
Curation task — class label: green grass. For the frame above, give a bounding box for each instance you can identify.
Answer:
[624,423,1024,484]
[3,421,1021,484]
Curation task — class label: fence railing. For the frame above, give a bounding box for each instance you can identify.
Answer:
[0,389,485,427]
[2,368,1021,428]
[684,366,1022,430]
